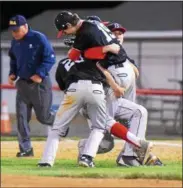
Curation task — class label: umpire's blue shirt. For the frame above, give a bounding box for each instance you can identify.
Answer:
[9,29,56,79]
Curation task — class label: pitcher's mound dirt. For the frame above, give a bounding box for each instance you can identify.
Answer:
[2,174,182,187]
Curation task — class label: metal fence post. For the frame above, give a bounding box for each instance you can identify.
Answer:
[137,40,143,88]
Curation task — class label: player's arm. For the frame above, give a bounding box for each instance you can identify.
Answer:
[68,48,81,61]
[84,43,120,60]
[129,62,139,79]
[68,31,90,61]
[96,62,125,97]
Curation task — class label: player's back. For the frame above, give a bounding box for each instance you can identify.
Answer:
[56,57,107,91]
[74,21,127,67]
[55,57,75,91]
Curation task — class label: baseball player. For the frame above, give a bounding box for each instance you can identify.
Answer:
[84,20,138,103]
[78,16,161,166]
[52,55,154,167]
[51,10,153,167]
[79,62,162,167]
[37,12,122,168]
[38,53,108,167]
[107,22,139,102]
[78,62,149,167]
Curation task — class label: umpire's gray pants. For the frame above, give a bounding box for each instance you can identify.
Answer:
[15,76,55,151]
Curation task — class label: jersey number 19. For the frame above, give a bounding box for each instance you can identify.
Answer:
[97,23,116,42]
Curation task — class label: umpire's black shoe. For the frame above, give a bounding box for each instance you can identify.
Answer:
[78,155,95,168]
[16,148,34,157]
[37,163,52,167]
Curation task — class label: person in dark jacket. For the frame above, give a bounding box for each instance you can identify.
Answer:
[8,15,56,157]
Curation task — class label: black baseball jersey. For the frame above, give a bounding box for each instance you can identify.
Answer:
[73,20,128,68]
[55,57,107,91]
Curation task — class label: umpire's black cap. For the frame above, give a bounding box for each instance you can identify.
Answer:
[54,11,74,38]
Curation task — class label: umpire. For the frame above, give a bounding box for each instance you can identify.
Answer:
[8,15,56,157]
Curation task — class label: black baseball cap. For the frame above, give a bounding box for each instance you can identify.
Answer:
[54,11,75,38]
[107,23,126,33]
[8,15,27,31]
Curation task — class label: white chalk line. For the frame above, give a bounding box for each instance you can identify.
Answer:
[65,139,182,148]
[114,140,182,148]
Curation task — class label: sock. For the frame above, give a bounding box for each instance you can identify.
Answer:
[39,130,60,166]
[82,154,93,160]
[110,122,140,147]
[82,129,104,158]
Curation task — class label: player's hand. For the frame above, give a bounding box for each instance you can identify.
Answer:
[130,63,139,79]
[8,74,16,85]
[30,74,42,83]
[97,62,125,98]
[104,43,120,54]
[113,86,125,98]
[134,66,139,79]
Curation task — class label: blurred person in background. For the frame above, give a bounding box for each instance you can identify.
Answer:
[8,15,56,157]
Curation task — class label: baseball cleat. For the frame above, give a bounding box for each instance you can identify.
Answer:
[77,139,86,163]
[145,153,164,166]
[134,140,153,165]
[16,148,34,157]
[78,155,95,168]
[37,163,52,167]
[117,156,141,167]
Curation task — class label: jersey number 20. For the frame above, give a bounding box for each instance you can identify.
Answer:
[61,59,75,71]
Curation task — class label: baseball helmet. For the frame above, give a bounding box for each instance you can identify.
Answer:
[86,15,102,22]
[87,15,110,26]
[54,11,75,38]
[107,22,126,33]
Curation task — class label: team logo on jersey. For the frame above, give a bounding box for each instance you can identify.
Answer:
[51,54,55,58]
[29,44,33,49]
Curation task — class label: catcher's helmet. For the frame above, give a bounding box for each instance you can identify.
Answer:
[54,11,74,38]
[87,15,109,26]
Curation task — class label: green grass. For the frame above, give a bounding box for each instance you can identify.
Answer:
[1,158,182,180]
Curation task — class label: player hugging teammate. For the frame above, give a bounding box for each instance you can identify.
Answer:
[38,11,163,168]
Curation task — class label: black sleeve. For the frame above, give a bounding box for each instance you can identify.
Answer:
[55,65,66,91]
[73,32,90,51]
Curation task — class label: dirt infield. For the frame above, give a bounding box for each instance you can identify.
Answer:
[1,140,182,160]
[2,174,182,187]
[1,140,182,187]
